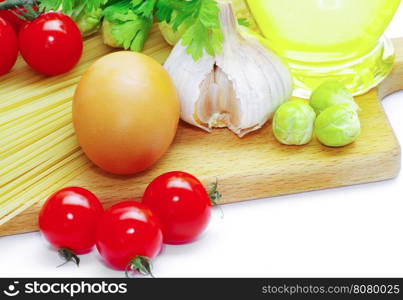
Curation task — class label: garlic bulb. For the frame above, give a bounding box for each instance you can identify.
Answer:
[164,1,293,137]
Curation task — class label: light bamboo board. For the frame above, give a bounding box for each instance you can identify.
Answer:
[0,28,402,236]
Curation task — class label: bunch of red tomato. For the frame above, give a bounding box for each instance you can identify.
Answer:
[38,171,218,276]
[0,2,82,76]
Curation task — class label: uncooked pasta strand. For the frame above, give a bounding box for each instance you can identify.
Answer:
[1,100,71,135]
[1,86,75,125]
[0,151,85,205]
[2,110,71,155]
[0,158,91,223]
[1,125,75,179]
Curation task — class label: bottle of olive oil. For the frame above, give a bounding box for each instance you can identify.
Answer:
[246,0,401,98]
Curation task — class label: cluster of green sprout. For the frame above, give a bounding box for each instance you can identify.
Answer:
[272,81,361,147]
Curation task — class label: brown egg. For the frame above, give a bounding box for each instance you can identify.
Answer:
[73,51,180,175]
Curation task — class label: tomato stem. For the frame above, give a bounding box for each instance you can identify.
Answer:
[208,178,224,218]
[57,248,80,268]
[0,0,35,10]
[208,178,222,206]
[13,4,39,21]
[125,256,154,278]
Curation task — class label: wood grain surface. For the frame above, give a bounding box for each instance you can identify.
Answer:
[1,36,402,237]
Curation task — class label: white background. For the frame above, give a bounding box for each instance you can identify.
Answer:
[1,6,402,278]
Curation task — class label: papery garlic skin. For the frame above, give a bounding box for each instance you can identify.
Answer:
[164,1,293,137]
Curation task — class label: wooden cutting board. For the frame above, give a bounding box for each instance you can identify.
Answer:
[1,36,402,237]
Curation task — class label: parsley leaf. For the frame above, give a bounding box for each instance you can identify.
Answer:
[103,0,153,52]
[39,0,108,15]
[131,0,157,18]
[180,0,223,60]
[156,0,223,60]
[155,0,195,30]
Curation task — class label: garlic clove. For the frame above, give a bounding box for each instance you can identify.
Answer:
[197,66,241,130]
[164,1,293,137]
[165,43,216,131]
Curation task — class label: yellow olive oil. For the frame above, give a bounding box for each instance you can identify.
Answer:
[246,0,401,98]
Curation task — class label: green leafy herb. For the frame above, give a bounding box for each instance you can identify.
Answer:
[131,0,157,17]
[103,0,153,52]
[74,7,104,36]
[157,0,223,60]
[38,0,108,35]
[38,0,108,15]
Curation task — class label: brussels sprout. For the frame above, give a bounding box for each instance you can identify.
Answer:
[272,100,316,145]
[310,81,359,115]
[74,8,103,37]
[315,104,361,147]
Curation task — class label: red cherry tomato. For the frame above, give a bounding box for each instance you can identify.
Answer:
[142,171,212,245]
[19,12,83,76]
[0,10,22,32]
[96,201,163,273]
[38,187,104,255]
[0,17,18,76]
[0,1,38,32]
